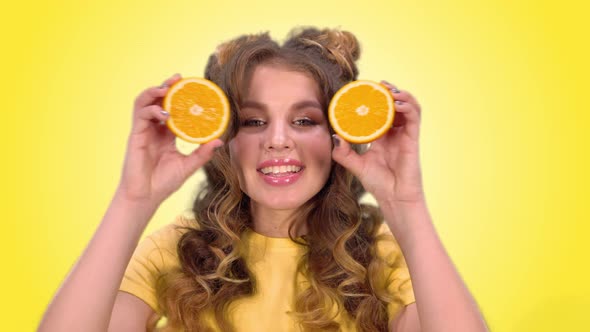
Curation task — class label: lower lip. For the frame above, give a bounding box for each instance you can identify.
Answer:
[259,170,303,186]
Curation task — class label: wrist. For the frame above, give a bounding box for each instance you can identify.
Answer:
[378,195,428,215]
[374,188,426,207]
[113,185,162,208]
[379,198,432,243]
[111,189,160,223]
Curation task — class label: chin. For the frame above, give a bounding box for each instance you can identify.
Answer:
[259,196,308,211]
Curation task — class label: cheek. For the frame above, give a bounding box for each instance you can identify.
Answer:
[228,135,258,187]
[301,130,333,167]
[229,134,252,163]
[228,139,247,177]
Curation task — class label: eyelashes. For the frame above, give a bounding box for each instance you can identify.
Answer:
[240,117,318,127]
[242,119,265,127]
[293,118,317,126]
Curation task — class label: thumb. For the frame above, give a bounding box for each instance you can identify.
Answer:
[331,134,364,178]
[182,139,224,177]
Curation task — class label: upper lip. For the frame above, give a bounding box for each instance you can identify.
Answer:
[257,158,304,170]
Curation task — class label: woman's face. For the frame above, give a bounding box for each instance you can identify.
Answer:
[228,64,333,212]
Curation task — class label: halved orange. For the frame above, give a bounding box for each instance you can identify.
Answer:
[163,77,230,144]
[328,80,395,144]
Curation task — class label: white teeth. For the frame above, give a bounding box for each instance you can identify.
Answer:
[260,165,302,175]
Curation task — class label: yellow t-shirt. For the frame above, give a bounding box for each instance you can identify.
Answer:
[120,214,415,331]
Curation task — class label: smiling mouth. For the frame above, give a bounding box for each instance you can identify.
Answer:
[259,165,303,176]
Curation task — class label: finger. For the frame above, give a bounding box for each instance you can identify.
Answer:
[181,139,225,178]
[152,124,178,153]
[392,111,408,127]
[392,90,421,113]
[380,80,400,93]
[331,134,365,178]
[134,73,182,109]
[381,80,421,112]
[137,105,169,121]
[132,105,170,134]
[393,100,421,139]
[159,73,182,89]
[134,85,169,109]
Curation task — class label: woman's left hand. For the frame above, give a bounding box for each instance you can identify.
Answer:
[331,81,425,206]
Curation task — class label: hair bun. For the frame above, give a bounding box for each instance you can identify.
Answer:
[285,27,361,81]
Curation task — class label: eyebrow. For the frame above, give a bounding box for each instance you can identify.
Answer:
[241,100,323,111]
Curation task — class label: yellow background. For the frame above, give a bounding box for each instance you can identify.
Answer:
[1,0,588,330]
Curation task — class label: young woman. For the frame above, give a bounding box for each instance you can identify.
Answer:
[39,28,489,331]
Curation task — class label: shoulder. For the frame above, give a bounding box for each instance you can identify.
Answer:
[372,222,417,315]
[149,211,199,240]
[120,212,201,312]
[373,222,406,266]
[372,222,414,298]
[133,212,200,270]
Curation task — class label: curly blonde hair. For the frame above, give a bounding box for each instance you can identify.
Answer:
[151,27,402,332]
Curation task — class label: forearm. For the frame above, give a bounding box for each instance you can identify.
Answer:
[382,200,488,332]
[38,191,158,332]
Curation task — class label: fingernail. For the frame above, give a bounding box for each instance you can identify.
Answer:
[332,134,340,147]
[159,82,169,89]
[160,110,169,116]
[392,88,400,93]
[395,100,403,105]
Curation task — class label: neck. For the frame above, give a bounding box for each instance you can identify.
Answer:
[250,204,307,238]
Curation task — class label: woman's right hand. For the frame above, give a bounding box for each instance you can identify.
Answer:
[116,73,224,205]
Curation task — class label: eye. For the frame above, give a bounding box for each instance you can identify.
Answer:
[293,118,316,126]
[242,119,266,127]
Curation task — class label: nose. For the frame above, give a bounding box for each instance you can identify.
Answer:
[264,119,294,152]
